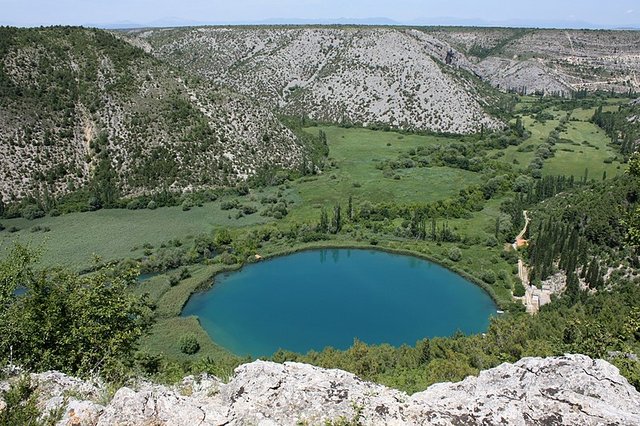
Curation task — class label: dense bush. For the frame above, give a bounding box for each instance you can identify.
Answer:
[21,205,45,220]
[179,335,200,355]
[481,270,497,284]
[447,247,462,262]
[221,200,239,211]
[0,244,153,379]
[513,280,526,297]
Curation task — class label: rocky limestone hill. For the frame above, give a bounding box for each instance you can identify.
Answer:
[131,27,507,134]
[129,26,640,134]
[432,27,640,96]
[2,355,639,425]
[0,27,307,203]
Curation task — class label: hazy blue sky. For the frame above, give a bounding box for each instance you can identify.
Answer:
[1,0,638,28]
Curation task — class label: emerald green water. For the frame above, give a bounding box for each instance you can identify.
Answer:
[182,249,497,357]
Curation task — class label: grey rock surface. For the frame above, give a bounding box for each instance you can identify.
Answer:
[1,355,639,425]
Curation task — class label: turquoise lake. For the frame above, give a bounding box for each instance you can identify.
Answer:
[182,249,497,357]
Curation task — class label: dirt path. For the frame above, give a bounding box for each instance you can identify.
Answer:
[512,211,537,313]
[512,210,530,250]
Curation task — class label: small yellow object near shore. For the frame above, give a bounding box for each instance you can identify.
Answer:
[254,254,263,261]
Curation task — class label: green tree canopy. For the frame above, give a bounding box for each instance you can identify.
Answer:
[0,244,153,378]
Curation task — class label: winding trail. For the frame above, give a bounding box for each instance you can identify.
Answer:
[512,211,537,313]
[512,210,530,250]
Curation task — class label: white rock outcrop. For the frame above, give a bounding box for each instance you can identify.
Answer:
[1,355,639,425]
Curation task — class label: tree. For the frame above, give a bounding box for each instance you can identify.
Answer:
[319,208,329,233]
[0,244,153,378]
[215,229,233,246]
[331,204,342,234]
[629,152,640,178]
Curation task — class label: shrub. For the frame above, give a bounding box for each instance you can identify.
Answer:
[181,200,193,211]
[485,236,498,247]
[217,252,237,265]
[21,205,45,220]
[513,280,526,297]
[215,229,233,246]
[8,226,19,233]
[126,200,141,210]
[49,209,60,217]
[447,247,462,262]
[481,270,497,284]
[0,223,4,231]
[0,377,42,425]
[221,200,239,210]
[168,275,180,287]
[147,201,157,210]
[241,205,257,215]
[179,267,191,280]
[179,335,200,355]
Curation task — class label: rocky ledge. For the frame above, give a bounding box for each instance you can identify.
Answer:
[1,354,639,425]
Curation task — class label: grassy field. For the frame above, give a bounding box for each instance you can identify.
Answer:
[0,195,274,269]
[287,127,482,222]
[543,115,623,180]
[0,126,482,268]
[486,116,559,167]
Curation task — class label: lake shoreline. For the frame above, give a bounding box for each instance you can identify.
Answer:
[182,246,498,357]
[183,240,504,315]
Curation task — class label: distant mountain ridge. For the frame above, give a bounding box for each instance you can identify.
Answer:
[5,15,639,30]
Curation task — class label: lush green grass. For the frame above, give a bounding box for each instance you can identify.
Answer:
[485,116,558,167]
[0,196,273,269]
[0,126,484,268]
[543,121,623,180]
[139,316,239,365]
[287,127,482,222]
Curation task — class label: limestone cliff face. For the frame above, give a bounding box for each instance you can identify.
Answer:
[1,355,639,425]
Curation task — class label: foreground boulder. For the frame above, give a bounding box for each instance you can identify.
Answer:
[1,354,639,425]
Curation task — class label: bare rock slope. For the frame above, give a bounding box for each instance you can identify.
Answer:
[3,355,639,425]
[135,27,505,134]
[133,26,640,134]
[433,28,640,96]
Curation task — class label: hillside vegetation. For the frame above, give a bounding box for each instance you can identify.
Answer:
[0,27,310,204]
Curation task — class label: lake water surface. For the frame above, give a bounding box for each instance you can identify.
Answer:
[182,249,496,357]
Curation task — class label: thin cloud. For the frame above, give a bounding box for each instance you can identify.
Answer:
[626,9,634,14]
